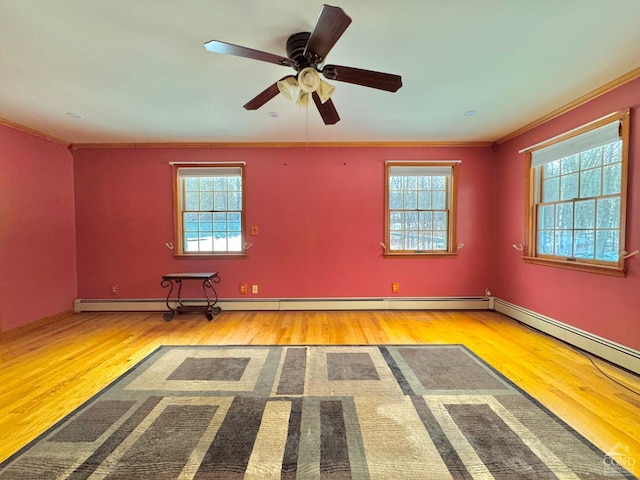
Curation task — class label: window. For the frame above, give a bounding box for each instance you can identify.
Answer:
[172,163,245,255]
[524,110,629,275]
[384,161,459,256]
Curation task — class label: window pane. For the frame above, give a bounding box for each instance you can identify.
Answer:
[555,203,573,229]
[184,212,199,231]
[185,192,200,210]
[432,176,446,189]
[214,192,227,210]
[390,232,404,250]
[560,173,578,200]
[199,177,213,191]
[418,176,431,189]
[574,200,595,229]
[417,191,431,209]
[543,160,560,178]
[561,155,579,174]
[227,234,242,252]
[390,211,403,230]
[185,178,199,191]
[579,168,601,198]
[199,212,213,232]
[542,177,559,202]
[389,176,403,190]
[405,232,418,250]
[404,191,417,209]
[554,230,573,256]
[228,222,241,232]
[405,212,418,229]
[602,164,621,195]
[574,230,594,259]
[418,232,432,250]
[603,141,621,165]
[403,176,418,190]
[228,192,242,210]
[433,211,447,230]
[213,177,228,191]
[596,230,619,261]
[580,147,602,169]
[200,191,213,210]
[433,231,447,250]
[389,191,403,209]
[184,232,200,252]
[432,191,446,210]
[228,176,241,191]
[596,197,620,229]
[213,234,227,252]
[538,230,554,255]
[418,211,432,229]
[538,205,555,229]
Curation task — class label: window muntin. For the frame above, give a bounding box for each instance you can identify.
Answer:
[525,110,629,274]
[384,162,458,255]
[173,164,245,255]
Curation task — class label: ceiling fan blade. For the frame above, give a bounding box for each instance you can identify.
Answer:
[322,64,402,92]
[312,91,340,125]
[243,76,292,110]
[303,5,352,64]
[204,39,294,67]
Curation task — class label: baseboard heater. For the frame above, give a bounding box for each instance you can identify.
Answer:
[73,296,491,313]
[493,298,640,375]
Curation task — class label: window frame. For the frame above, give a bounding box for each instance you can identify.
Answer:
[523,110,630,276]
[172,162,247,257]
[383,161,459,258]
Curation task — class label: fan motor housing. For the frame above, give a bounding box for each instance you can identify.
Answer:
[286,32,313,70]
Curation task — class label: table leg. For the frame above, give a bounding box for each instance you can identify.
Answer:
[203,274,221,320]
[160,278,177,321]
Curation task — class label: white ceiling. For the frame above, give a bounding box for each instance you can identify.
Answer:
[2,0,640,145]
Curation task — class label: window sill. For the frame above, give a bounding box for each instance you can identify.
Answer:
[522,256,625,277]
[384,251,458,259]
[173,253,247,259]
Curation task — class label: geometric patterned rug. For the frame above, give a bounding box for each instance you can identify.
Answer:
[0,345,635,479]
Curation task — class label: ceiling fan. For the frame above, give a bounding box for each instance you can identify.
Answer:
[203,4,403,125]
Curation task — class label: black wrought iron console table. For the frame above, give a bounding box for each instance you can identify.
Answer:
[160,272,221,321]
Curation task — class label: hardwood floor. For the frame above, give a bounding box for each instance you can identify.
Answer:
[1,309,639,476]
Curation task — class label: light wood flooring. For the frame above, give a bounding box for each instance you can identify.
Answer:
[1,309,639,476]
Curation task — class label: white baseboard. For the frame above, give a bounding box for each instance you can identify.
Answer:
[494,298,640,375]
[73,296,491,313]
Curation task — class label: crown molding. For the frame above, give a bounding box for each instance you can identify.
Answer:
[68,141,493,152]
[0,118,69,146]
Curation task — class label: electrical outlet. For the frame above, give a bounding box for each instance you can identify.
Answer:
[250,225,259,236]
[111,284,118,295]
[240,283,248,294]
[251,284,259,294]
[392,282,400,293]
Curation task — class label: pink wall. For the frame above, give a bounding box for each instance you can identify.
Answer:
[73,146,495,301]
[493,77,640,350]
[0,125,77,330]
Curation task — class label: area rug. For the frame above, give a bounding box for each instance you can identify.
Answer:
[0,345,634,479]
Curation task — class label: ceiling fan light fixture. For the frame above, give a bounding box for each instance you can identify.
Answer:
[317,80,335,104]
[277,76,299,101]
[297,67,321,93]
[296,91,312,108]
